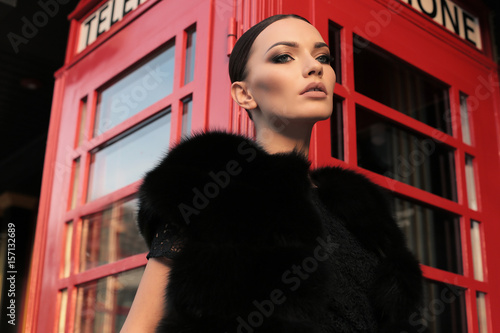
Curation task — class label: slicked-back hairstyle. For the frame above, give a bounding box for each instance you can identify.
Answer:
[228,14,310,84]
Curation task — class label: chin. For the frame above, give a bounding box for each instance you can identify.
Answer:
[317,109,333,120]
[287,113,331,127]
[299,107,333,122]
[272,104,332,125]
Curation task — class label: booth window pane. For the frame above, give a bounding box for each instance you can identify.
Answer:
[357,107,457,200]
[353,36,451,134]
[184,26,196,84]
[94,41,175,136]
[58,288,68,333]
[460,93,472,145]
[87,110,171,201]
[477,292,488,333]
[181,96,192,137]
[471,220,484,281]
[421,280,467,333]
[465,154,478,210]
[69,157,80,210]
[331,97,344,160]
[75,267,145,333]
[63,221,73,278]
[77,97,87,146]
[328,22,342,84]
[393,197,463,274]
[80,197,147,271]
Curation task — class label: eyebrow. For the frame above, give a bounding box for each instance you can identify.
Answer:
[265,41,329,54]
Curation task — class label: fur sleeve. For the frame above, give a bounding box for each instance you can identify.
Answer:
[137,131,259,248]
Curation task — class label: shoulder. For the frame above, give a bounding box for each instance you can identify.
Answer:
[310,166,404,253]
[158,130,260,170]
[310,166,393,218]
[138,130,311,243]
[139,131,257,211]
[140,130,309,210]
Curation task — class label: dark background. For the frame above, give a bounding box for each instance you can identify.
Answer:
[0,2,78,331]
[0,0,78,198]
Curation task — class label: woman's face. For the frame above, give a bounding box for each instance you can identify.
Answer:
[243,18,336,124]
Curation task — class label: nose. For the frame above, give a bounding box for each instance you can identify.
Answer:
[303,55,323,78]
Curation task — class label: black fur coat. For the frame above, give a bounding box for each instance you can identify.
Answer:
[138,131,424,333]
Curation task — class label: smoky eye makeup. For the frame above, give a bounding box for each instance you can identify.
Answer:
[317,54,334,64]
[271,54,294,63]
[267,45,332,65]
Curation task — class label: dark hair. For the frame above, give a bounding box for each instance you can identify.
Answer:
[228,14,310,84]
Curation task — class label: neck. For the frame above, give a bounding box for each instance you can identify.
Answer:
[255,121,313,157]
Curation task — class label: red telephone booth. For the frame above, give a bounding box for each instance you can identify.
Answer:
[26,0,500,332]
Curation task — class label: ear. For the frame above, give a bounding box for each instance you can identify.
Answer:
[231,81,258,110]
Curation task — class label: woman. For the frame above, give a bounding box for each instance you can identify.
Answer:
[122,14,424,333]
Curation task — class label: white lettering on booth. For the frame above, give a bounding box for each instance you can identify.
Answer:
[400,0,482,49]
[77,0,148,53]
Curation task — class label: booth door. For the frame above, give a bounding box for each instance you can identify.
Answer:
[35,0,211,331]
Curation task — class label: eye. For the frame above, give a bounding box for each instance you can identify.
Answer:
[271,54,294,64]
[316,54,334,64]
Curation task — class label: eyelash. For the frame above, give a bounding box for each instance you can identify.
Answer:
[271,54,294,63]
[317,55,335,64]
[271,54,334,64]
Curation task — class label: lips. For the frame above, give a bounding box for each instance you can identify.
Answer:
[300,82,327,95]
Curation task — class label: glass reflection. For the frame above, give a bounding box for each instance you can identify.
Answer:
[87,110,171,201]
[354,35,451,134]
[181,96,192,138]
[477,292,488,333]
[69,158,80,210]
[94,41,175,136]
[392,197,462,274]
[460,93,472,145]
[184,26,196,84]
[357,107,457,201]
[58,289,68,333]
[420,280,467,333]
[328,22,342,84]
[471,220,484,281]
[63,221,73,277]
[80,197,147,271]
[75,267,145,333]
[465,155,478,210]
[331,97,344,160]
[77,97,87,147]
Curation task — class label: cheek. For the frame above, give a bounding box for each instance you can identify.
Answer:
[253,69,287,94]
[252,70,292,110]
